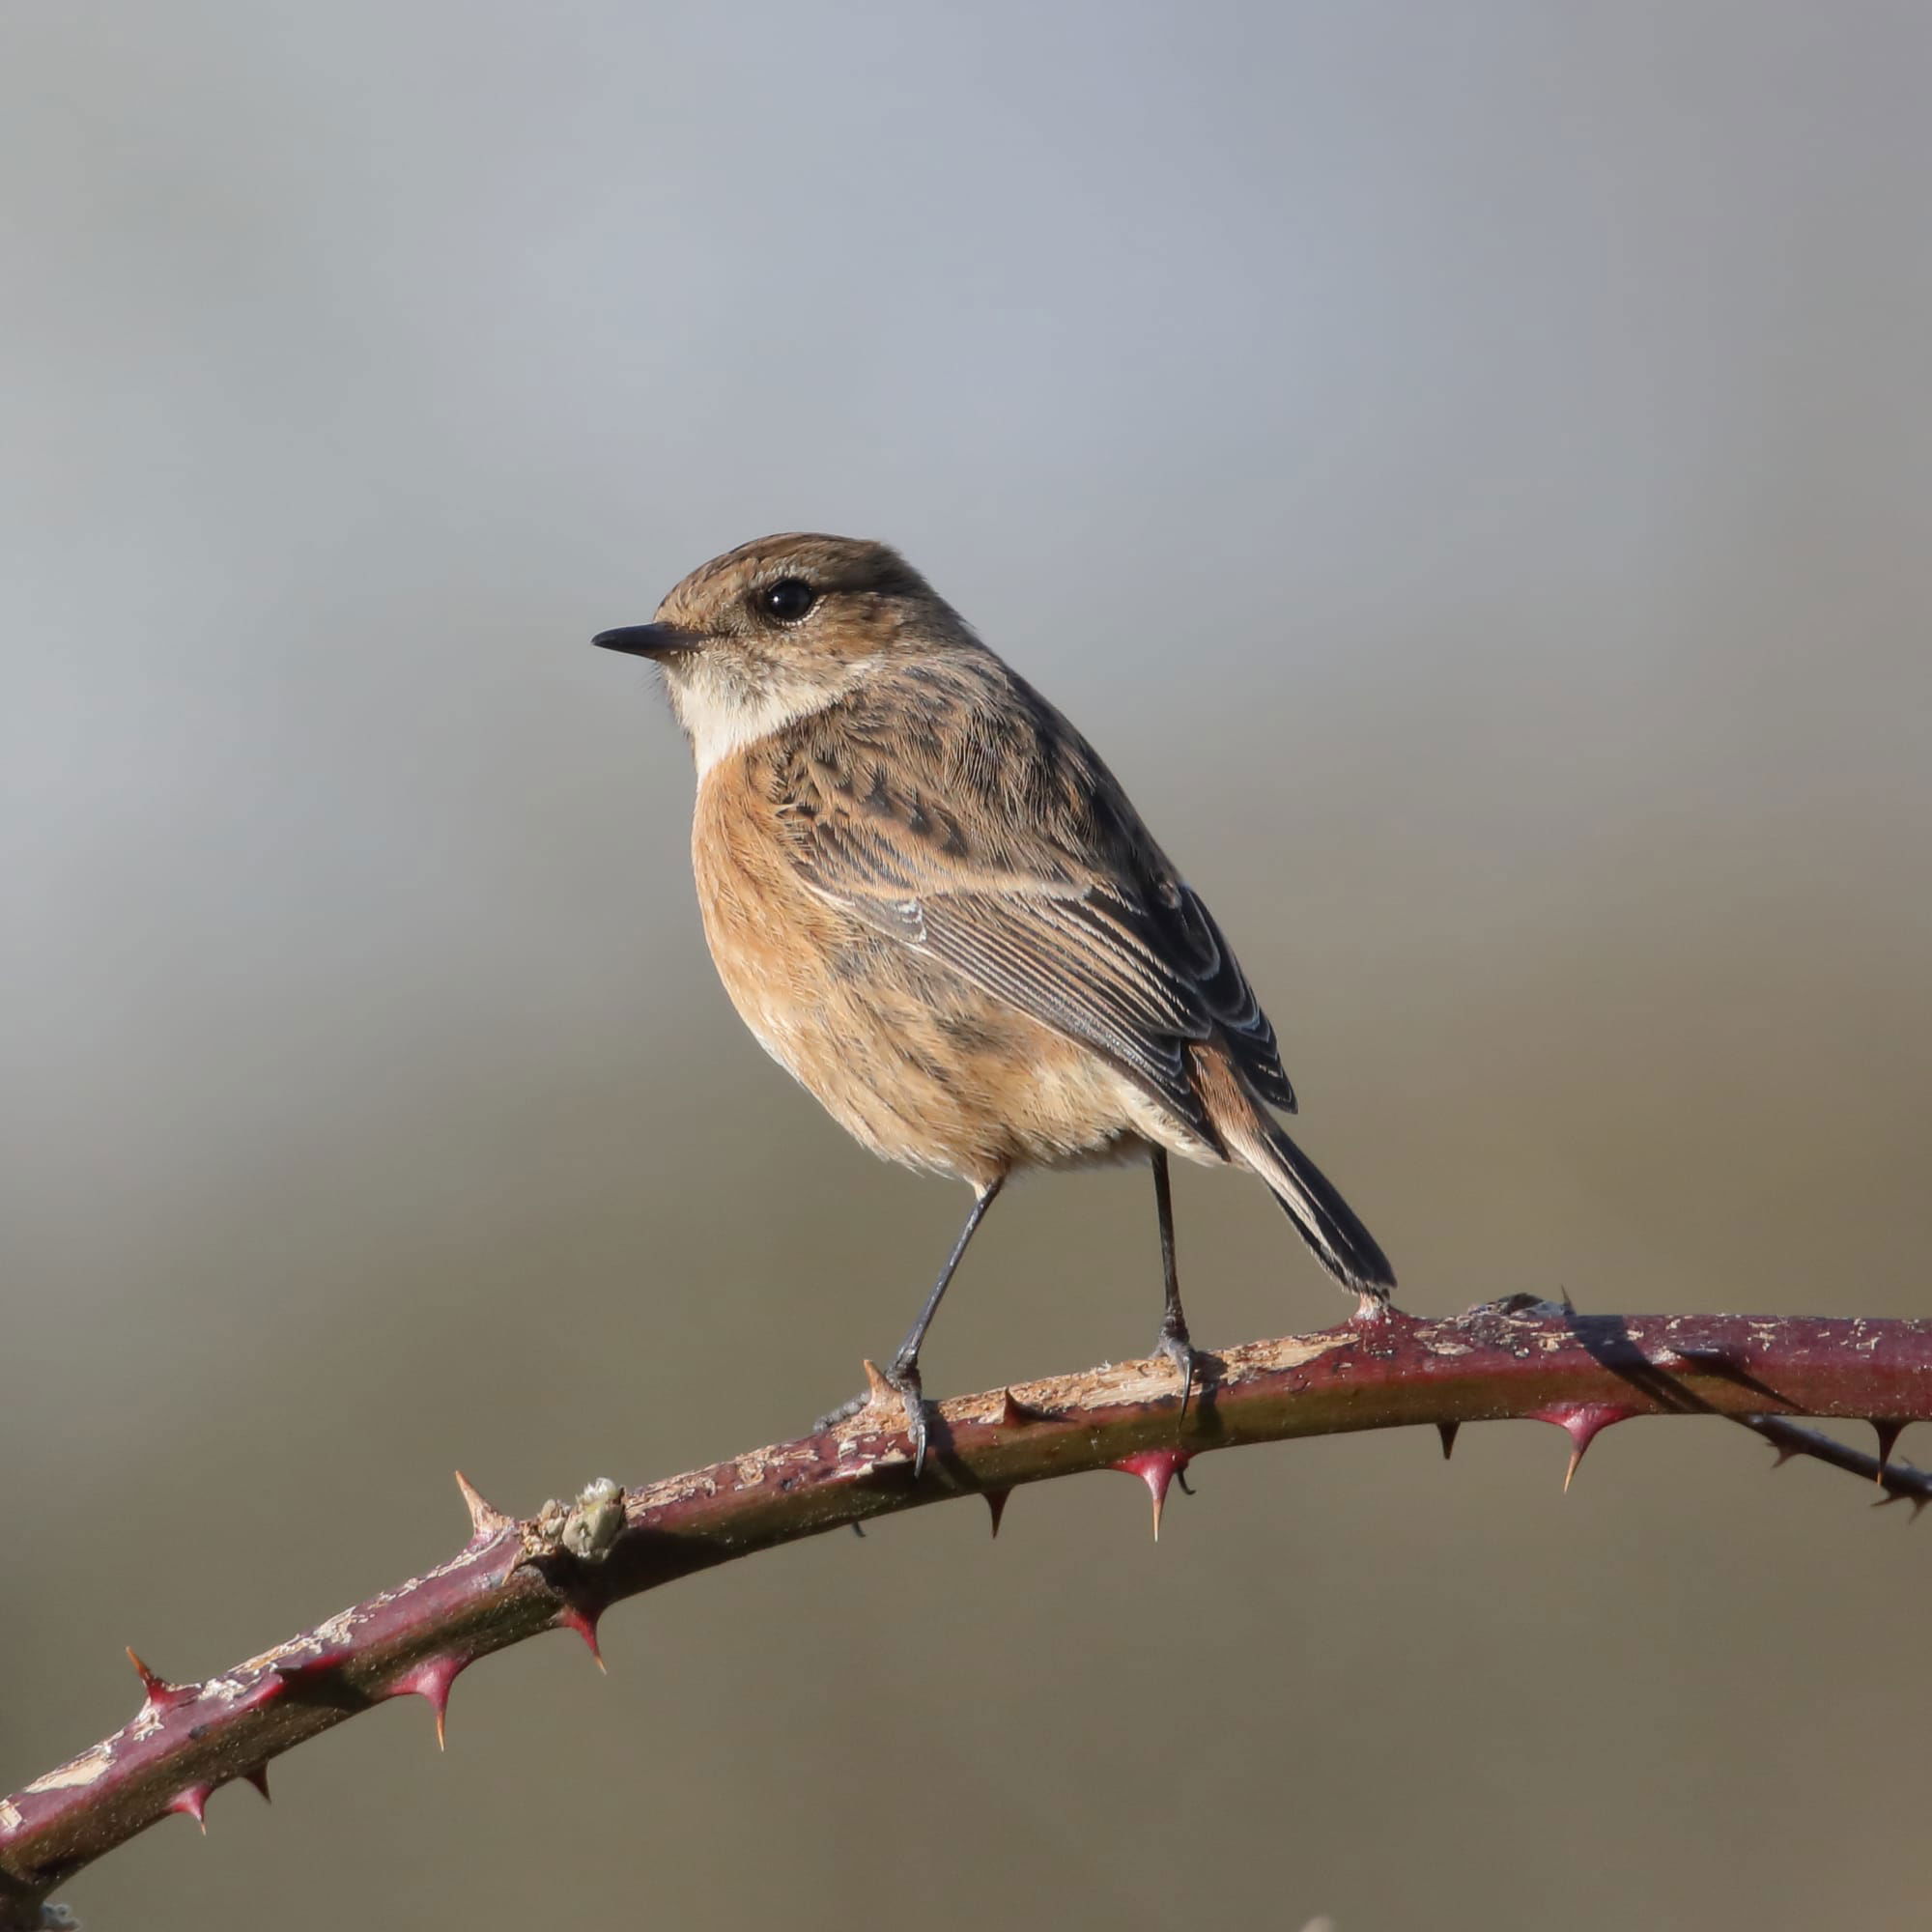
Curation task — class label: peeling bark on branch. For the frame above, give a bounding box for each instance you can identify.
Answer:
[4,1303,1929,1926]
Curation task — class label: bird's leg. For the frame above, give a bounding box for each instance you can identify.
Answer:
[816,1175,1006,1479]
[1150,1148,1197,1416]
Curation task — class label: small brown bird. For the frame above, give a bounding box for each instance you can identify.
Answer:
[596,534,1394,1470]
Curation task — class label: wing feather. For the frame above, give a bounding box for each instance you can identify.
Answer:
[768,664,1298,1138]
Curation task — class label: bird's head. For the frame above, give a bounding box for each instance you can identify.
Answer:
[594,533,969,772]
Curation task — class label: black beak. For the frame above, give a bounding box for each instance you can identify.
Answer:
[591,622,698,660]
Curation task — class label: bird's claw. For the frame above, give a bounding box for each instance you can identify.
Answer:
[815,1360,933,1479]
[1154,1320,1197,1420]
[885,1358,931,1478]
[813,1392,867,1432]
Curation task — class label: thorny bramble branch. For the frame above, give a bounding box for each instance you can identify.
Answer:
[4,1300,1929,1928]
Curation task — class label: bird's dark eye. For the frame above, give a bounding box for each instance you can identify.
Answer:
[758,578,817,624]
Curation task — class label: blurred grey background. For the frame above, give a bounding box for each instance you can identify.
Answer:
[4,2,1929,1927]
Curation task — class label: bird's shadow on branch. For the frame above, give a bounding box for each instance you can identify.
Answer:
[1562,1309,1795,1417]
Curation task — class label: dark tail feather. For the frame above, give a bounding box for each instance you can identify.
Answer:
[1247,1115,1397,1298]
[1189,1044,1396,1299]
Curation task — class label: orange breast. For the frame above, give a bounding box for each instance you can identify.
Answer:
[690,757,1180,1185]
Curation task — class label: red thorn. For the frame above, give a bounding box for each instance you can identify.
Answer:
[998,1388,1036,1429]
[1110,1448,1193,1541]
[1770,1445,1801,1469]
[1660,1343,1737,1373]
[1871,1420,1906,1479]
[983,1489,1011,1538]
[243,1765,271,1803]
[267,1652,367,1715]
[1871,1487,1930,1520]
[246,1670,288,1711]
[126,1647,195,1714]
[168,1784,213,1833]
[389,1654,466,1749]
[454,1470,514,1542]
[1436,1422,1460,1462]
[555,1604,607,1673]
[1530,1404,1637,1492]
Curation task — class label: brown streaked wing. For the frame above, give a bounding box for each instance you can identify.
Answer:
[772,672,1299,1140]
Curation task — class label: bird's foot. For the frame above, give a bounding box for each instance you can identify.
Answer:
[1153,1316,1197,1419]
[814,1357,934,1479]
[886,1360,931,1478]
[813,1392,867,1430]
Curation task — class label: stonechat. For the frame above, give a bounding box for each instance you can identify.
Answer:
[596,534,1395,1471]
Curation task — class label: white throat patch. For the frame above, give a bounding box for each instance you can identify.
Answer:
[667,653,861,777]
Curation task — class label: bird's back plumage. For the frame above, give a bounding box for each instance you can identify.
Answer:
[730,644,1393,1295]
[769,649,1296,1138]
